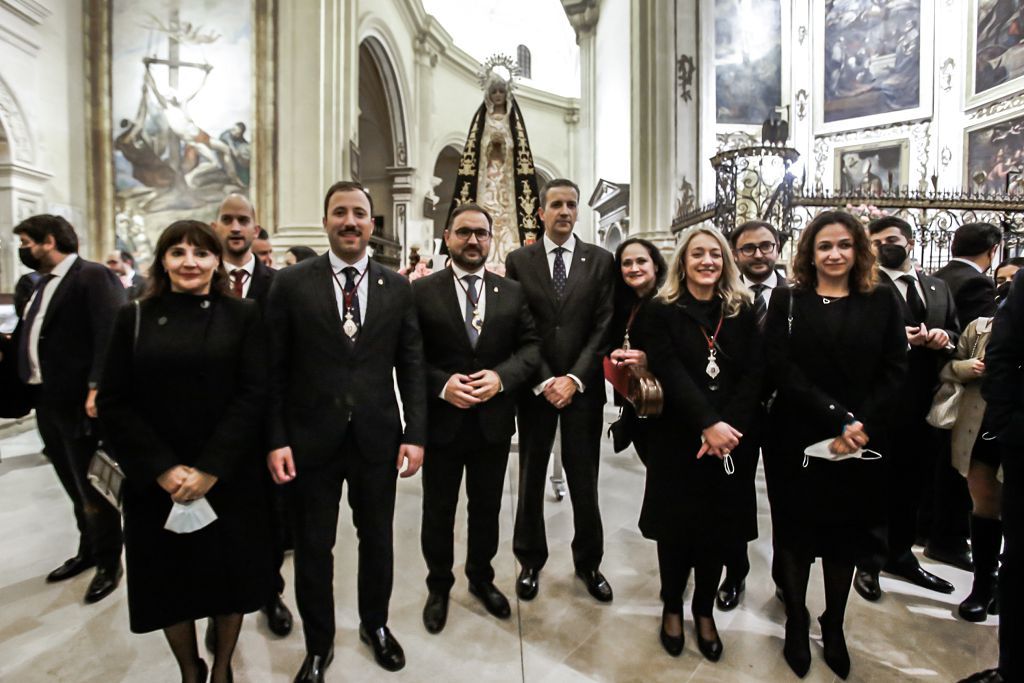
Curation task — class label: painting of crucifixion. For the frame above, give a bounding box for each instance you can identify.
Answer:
[111,0,253,253]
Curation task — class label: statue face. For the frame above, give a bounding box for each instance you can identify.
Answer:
[488,84,507,108]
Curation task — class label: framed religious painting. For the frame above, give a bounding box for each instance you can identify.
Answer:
[833,140,910,195]
[964,110,1024,196]
[965,0,1024,110]
[84,0,276,264]
[813,0,935,134]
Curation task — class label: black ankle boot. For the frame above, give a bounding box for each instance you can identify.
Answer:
[818,613,850,679]
[959,516,1002,623]
[783,612,811,678]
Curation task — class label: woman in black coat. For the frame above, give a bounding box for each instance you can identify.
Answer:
[607,238,667,462]
[99,220,273,683]
[763,211,906,680]
[641,227,763,663]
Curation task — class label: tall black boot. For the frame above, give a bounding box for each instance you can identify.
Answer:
[959,516,1002,622]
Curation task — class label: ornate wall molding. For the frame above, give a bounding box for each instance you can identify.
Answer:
[813,121,932,191]
[716,131,759,152]
[941,58,955,92]
[0,74,34,164]
[967,92,1024,121]
[676,54,695,103]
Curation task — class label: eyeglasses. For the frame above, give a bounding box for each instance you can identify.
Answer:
[736,241,777,257]
[452,228,492,242]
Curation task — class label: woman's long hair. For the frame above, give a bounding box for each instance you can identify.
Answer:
[613,237,668,305]
[657,226,751,317]
[143,220,230,300]
[791,210,876,294]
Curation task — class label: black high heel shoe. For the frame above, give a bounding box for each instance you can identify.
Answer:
[783,615,811,678]
[695,615,723,662]
[818,614,850,680]
[659,609,684,656]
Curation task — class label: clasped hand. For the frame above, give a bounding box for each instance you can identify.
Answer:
[543,376,577,409]
[698,421,742,459]
[443,370,502,408]
[157,464,218,503]
[828,420,869,455]
[609,348,648,369]
[906,324,949,350]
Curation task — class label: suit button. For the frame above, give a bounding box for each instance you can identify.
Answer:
[829,404,836,410]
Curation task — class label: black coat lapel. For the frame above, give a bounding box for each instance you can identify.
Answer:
[356,260,386,347]
[314,254,347,345]
[879,271,915,325]
[532,241,559,307]
[559,238,588,304]
[442,269,475,353]
[41,258,81,332]
[474,271,505,353]
[919,272,945,329]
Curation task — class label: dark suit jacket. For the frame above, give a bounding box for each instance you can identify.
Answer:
[504,237,614,404]
[878,270,960,414]
[933,259,997,328]
[245,259,276,310]
[126,272,147,301]
[412,269,541,445]
[265,253,426,467]
[982,269,1024,447]
[13,256,126,405]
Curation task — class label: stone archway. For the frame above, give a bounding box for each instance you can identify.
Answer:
[358,37,411,269]
[430,144,462,242]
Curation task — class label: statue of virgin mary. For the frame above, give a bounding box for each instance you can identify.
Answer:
[445,55,541,266]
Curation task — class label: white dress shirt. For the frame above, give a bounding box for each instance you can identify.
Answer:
[543,233,576,279]
[881,265,927,306]
[742,270,780,308]
[450,263,487,323]
[328,250,369,325]
[25,253,78,385]
[226,255,256,298]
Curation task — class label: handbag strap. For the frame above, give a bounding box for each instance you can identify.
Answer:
[786,287,794,337]
[133,299,141,351]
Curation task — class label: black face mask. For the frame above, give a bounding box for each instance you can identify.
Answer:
[18,246,42,271]
[996,281,1012,303]
[877,244,908,269]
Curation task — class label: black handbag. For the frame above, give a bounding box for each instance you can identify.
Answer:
[0,332,32,419]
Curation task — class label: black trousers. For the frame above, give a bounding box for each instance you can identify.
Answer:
[513,394,604,572]
[921,430,971,550]
[34,395,123,569]
[421,420,510,594]
[1001,450,1021,678]
[885,417,936,565]
[289,434,397,655]
[267,477,291,598]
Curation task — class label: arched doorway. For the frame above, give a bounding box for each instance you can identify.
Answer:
[430,144,462,243]
[358,37,410,269]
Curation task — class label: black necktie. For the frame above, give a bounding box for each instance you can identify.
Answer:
[552,247,567,298]
[463,274,480,347]
[899,274,927,324]
[343,266,361,333]
[751,283,768,329]
[17,274,56,383]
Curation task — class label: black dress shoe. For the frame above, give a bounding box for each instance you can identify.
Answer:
[883,561,955,594]
[84,564,123,604]
[853,569,881,602]
[818,614,851,680]
[716,577,745,611]
[659,610,684,657]
[695,616,723,662]
[516,567,539,601]
[924,544,974,572]
[469,582,511,619]
[575,569,613,602]
[262,594,294,636]
[783,615,811,678]
[359,624,405,672]
[958,668,1005,683]
[293,649,333,683]
[422,591,449,634]
[46,555,95,583]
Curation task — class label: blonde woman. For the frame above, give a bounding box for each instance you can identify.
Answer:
[640,226,763,663]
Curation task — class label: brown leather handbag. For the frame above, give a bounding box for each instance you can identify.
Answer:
[604,302,664,417]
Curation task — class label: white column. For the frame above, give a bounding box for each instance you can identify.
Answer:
[563,2,598,243]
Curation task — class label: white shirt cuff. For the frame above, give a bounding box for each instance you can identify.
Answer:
[532,377,554,395]
[567,374,585,393]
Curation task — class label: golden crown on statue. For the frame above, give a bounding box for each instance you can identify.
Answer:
[477,53,520,92]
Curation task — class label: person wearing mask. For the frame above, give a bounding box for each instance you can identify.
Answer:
[413,203,540,633]
[764,211,906,679]
[641,226,762,663]
[98,220,273,683]
[12,214,125,604]
[607,237,668,463]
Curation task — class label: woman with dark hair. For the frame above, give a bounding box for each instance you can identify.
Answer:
[763,210,906,679]
[284,245,318,266]
[640,227,762,663]
[607,238,668,461]
[99,220,272,683]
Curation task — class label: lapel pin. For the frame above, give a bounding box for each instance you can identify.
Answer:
[929,285,936,290]
[158,316,168,325]
[378,278,384,286]
[493,286,499,293]
[581,257,587,262]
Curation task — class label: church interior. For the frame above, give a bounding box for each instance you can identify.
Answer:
[0,0,1020,681]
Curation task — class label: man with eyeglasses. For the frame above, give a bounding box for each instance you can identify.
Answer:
[412,203,540,634]
[718,220,787,612]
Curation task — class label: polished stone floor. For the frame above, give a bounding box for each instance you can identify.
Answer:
[0,412,999,682]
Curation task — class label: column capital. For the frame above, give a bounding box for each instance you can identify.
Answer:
[560,0,599,41]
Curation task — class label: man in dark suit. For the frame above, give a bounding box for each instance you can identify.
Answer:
[413,203,540,634]
[965,269,1024,683]
[929,222,1003,570]
[265,181,426,681]
[210,193,293,639]
[13,214,125,603]
[505,178,616,603]
[104,250,147,301]
[721,220,787,611]
[856,216,959,600]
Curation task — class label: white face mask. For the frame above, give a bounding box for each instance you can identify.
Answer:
[802,439,883,468]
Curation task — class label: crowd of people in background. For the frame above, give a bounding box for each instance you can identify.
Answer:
[1,178,1022,683]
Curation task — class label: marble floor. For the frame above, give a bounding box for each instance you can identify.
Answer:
[0,411,999,682]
